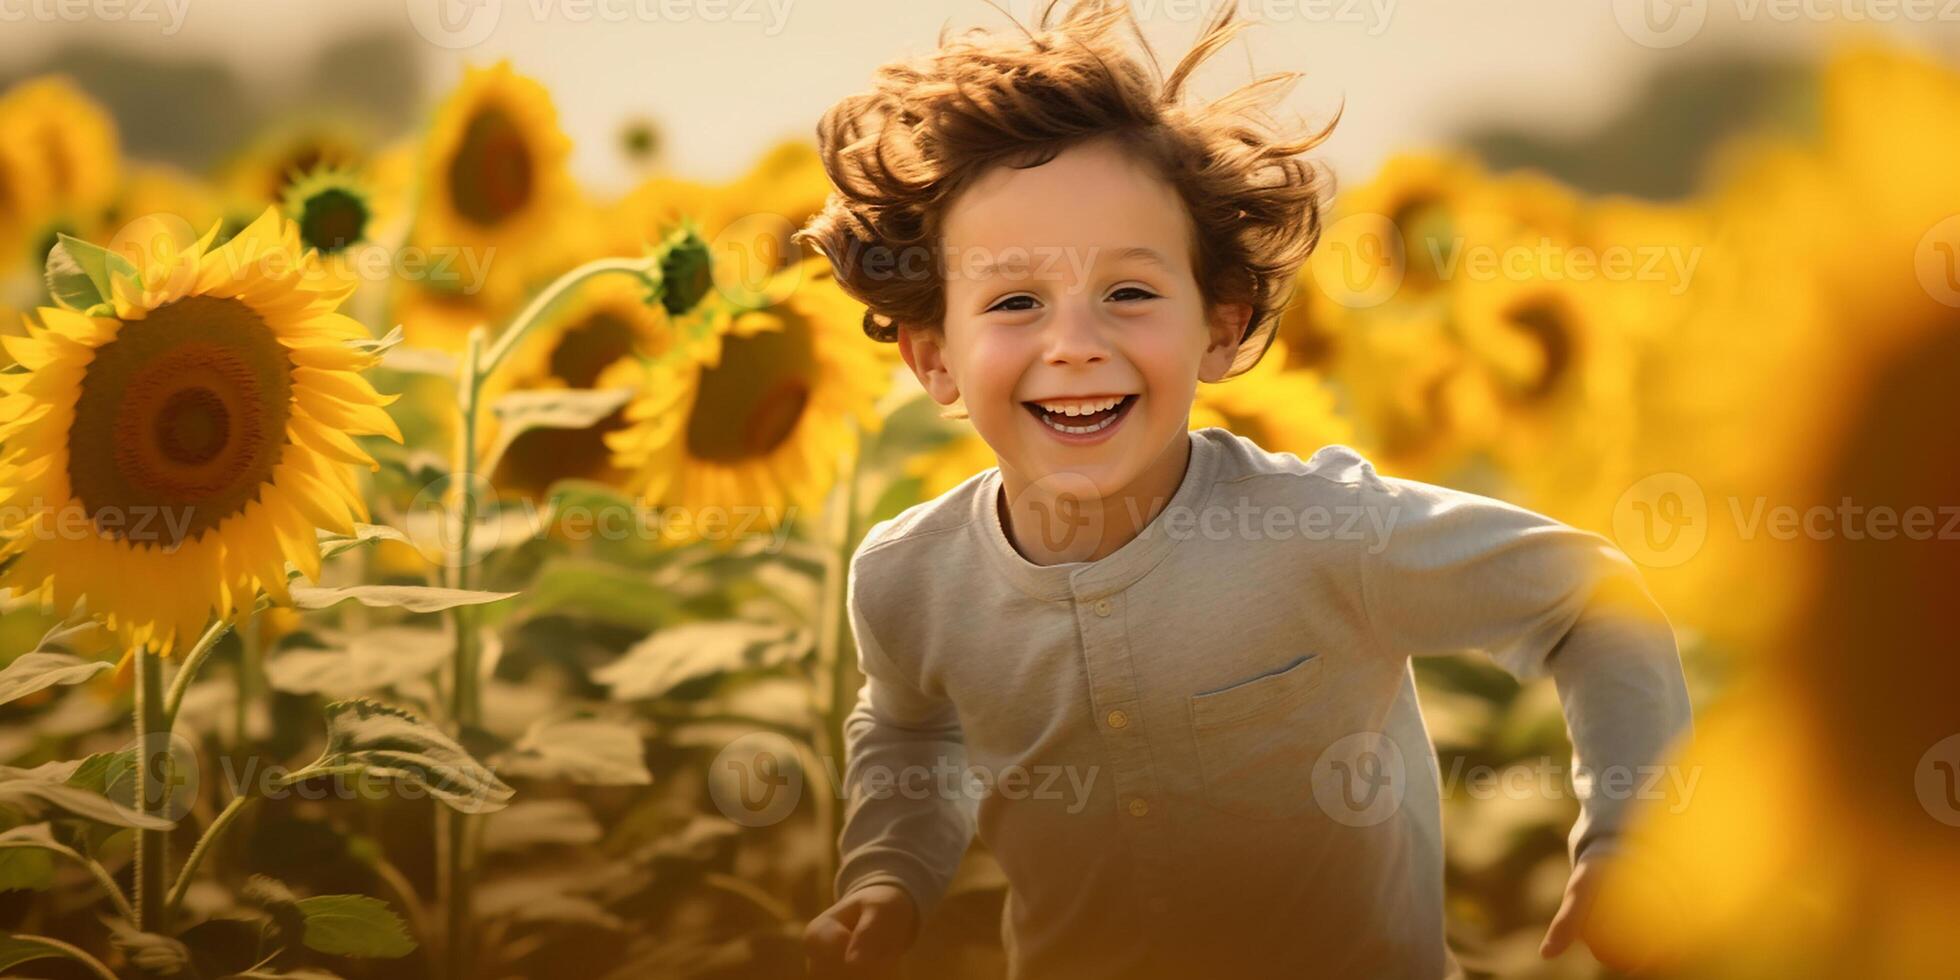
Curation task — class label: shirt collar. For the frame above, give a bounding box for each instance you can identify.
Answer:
[973,427,1225,602]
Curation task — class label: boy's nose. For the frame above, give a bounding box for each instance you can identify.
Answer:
[1040,300,1112,365]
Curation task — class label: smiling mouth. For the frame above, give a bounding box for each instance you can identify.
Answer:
[1022,394,1138,435]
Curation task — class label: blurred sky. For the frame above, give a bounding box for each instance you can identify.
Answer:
[1,0,1956,196]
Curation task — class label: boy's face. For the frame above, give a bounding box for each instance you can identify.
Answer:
[897,137,1249,498]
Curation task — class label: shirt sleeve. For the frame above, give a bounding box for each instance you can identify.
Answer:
[832,525,978,918]
[1357,474,1694,865]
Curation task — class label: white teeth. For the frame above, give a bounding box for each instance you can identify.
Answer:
[1033,395,1124,415]
[1035,396,1131,435]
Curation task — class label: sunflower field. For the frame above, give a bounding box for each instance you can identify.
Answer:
[0,20,1957,980]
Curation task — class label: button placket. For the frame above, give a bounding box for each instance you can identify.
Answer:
[1072,585,1178,927]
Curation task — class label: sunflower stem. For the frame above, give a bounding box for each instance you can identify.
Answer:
[477,257,660,384]
[164,793,255,922]
[160,617,232,733]
[133,647,169,933]
[434,256,658,980]
[442,328,486,980]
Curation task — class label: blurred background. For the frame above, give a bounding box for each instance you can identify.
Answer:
[1,1,1956,978]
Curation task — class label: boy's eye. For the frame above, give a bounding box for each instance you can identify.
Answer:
[988,294,1039,313]
[1109,286,1158,302]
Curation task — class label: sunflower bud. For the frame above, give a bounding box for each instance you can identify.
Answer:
[282,166,375,256]
[651,223,712,317]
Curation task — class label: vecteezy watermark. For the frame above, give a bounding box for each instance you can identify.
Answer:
[996,480,1404,559]
[1613,0,1960,49]
[706,735,1103,828]
[0,0,188,33]
[405,473,800,568]
[101,211,498,294]
[406,0,797,50]
[1441,755,1702,813]
[1312,212,1705,310]
[1610,472,1960,567]
[1917,214,1960,309]
[1312,730,1407,827]
[106,731,201,822]
[1917,734,1960,828]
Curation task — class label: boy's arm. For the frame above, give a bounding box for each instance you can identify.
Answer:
[832,542,977,920]
[1358,475,1694,865]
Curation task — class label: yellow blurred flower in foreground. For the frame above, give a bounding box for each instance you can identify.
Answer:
[0,209,402,658]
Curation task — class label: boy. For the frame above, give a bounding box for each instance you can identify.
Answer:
[793,2,1693,977]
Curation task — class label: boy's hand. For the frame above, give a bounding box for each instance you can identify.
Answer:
[1540,852,1669,973]
[804,883,919,978]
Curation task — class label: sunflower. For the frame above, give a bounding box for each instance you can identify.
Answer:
[612,139,835,285]
[0,119,50,270]
[0,208,403,659]
[483,276,678,499]
[1189,337,1355,461]
[0,76,120,224]
[413,62,574,303]
[1450,264,1636,526]
[604,258,890,546]
[218,119,369,207]
[1316,152,1481,307]
[106,163,226,241]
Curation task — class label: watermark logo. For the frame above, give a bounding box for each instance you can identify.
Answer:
[1613,0,1710,48]
[1312,212,1405,310]
[1916,214,1960,309]
[1612,472,1708,568]
[1312,731,1406,827]
[709,731,804,827]
[1003,469,1109,561]
[407,0,502,49]
[108,731,200,823]
[1916,733,1960,828]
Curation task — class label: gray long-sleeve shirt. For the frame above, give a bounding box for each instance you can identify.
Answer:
[836,426,1694,979]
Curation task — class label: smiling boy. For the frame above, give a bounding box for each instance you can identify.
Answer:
[793,3,1693,978]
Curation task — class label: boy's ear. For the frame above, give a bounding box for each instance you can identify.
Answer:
[1199,302,1253,383]
[895,321,963,409]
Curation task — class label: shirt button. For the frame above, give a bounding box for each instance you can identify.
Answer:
[1127,797,1150,817]
[1106,709,1129,729]
[1093,599,1112,617]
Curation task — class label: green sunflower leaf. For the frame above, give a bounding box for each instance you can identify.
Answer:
[0,764,173,830]
[318,698,514,814]
[491,715,651,786]
[293,894,415,959]
[288,585,519,613]
[0,653,115,707]
[44,234,137,313]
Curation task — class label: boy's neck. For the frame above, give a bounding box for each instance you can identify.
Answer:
[995,429,1194,566]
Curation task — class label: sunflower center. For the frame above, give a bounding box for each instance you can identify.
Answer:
[154,387,231,466]
[68,296,294,546]
[684,318,816,463]
[298,188,369,255]
[549,313,638,388]
[1503,297,1575,401]
[1390,196,1453,293]
[449,108,535,227]
[494,410,630,497]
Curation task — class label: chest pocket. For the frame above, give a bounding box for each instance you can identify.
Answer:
[1187,653,1326,820]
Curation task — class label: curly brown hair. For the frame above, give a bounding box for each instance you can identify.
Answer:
[791,0,1337,382]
